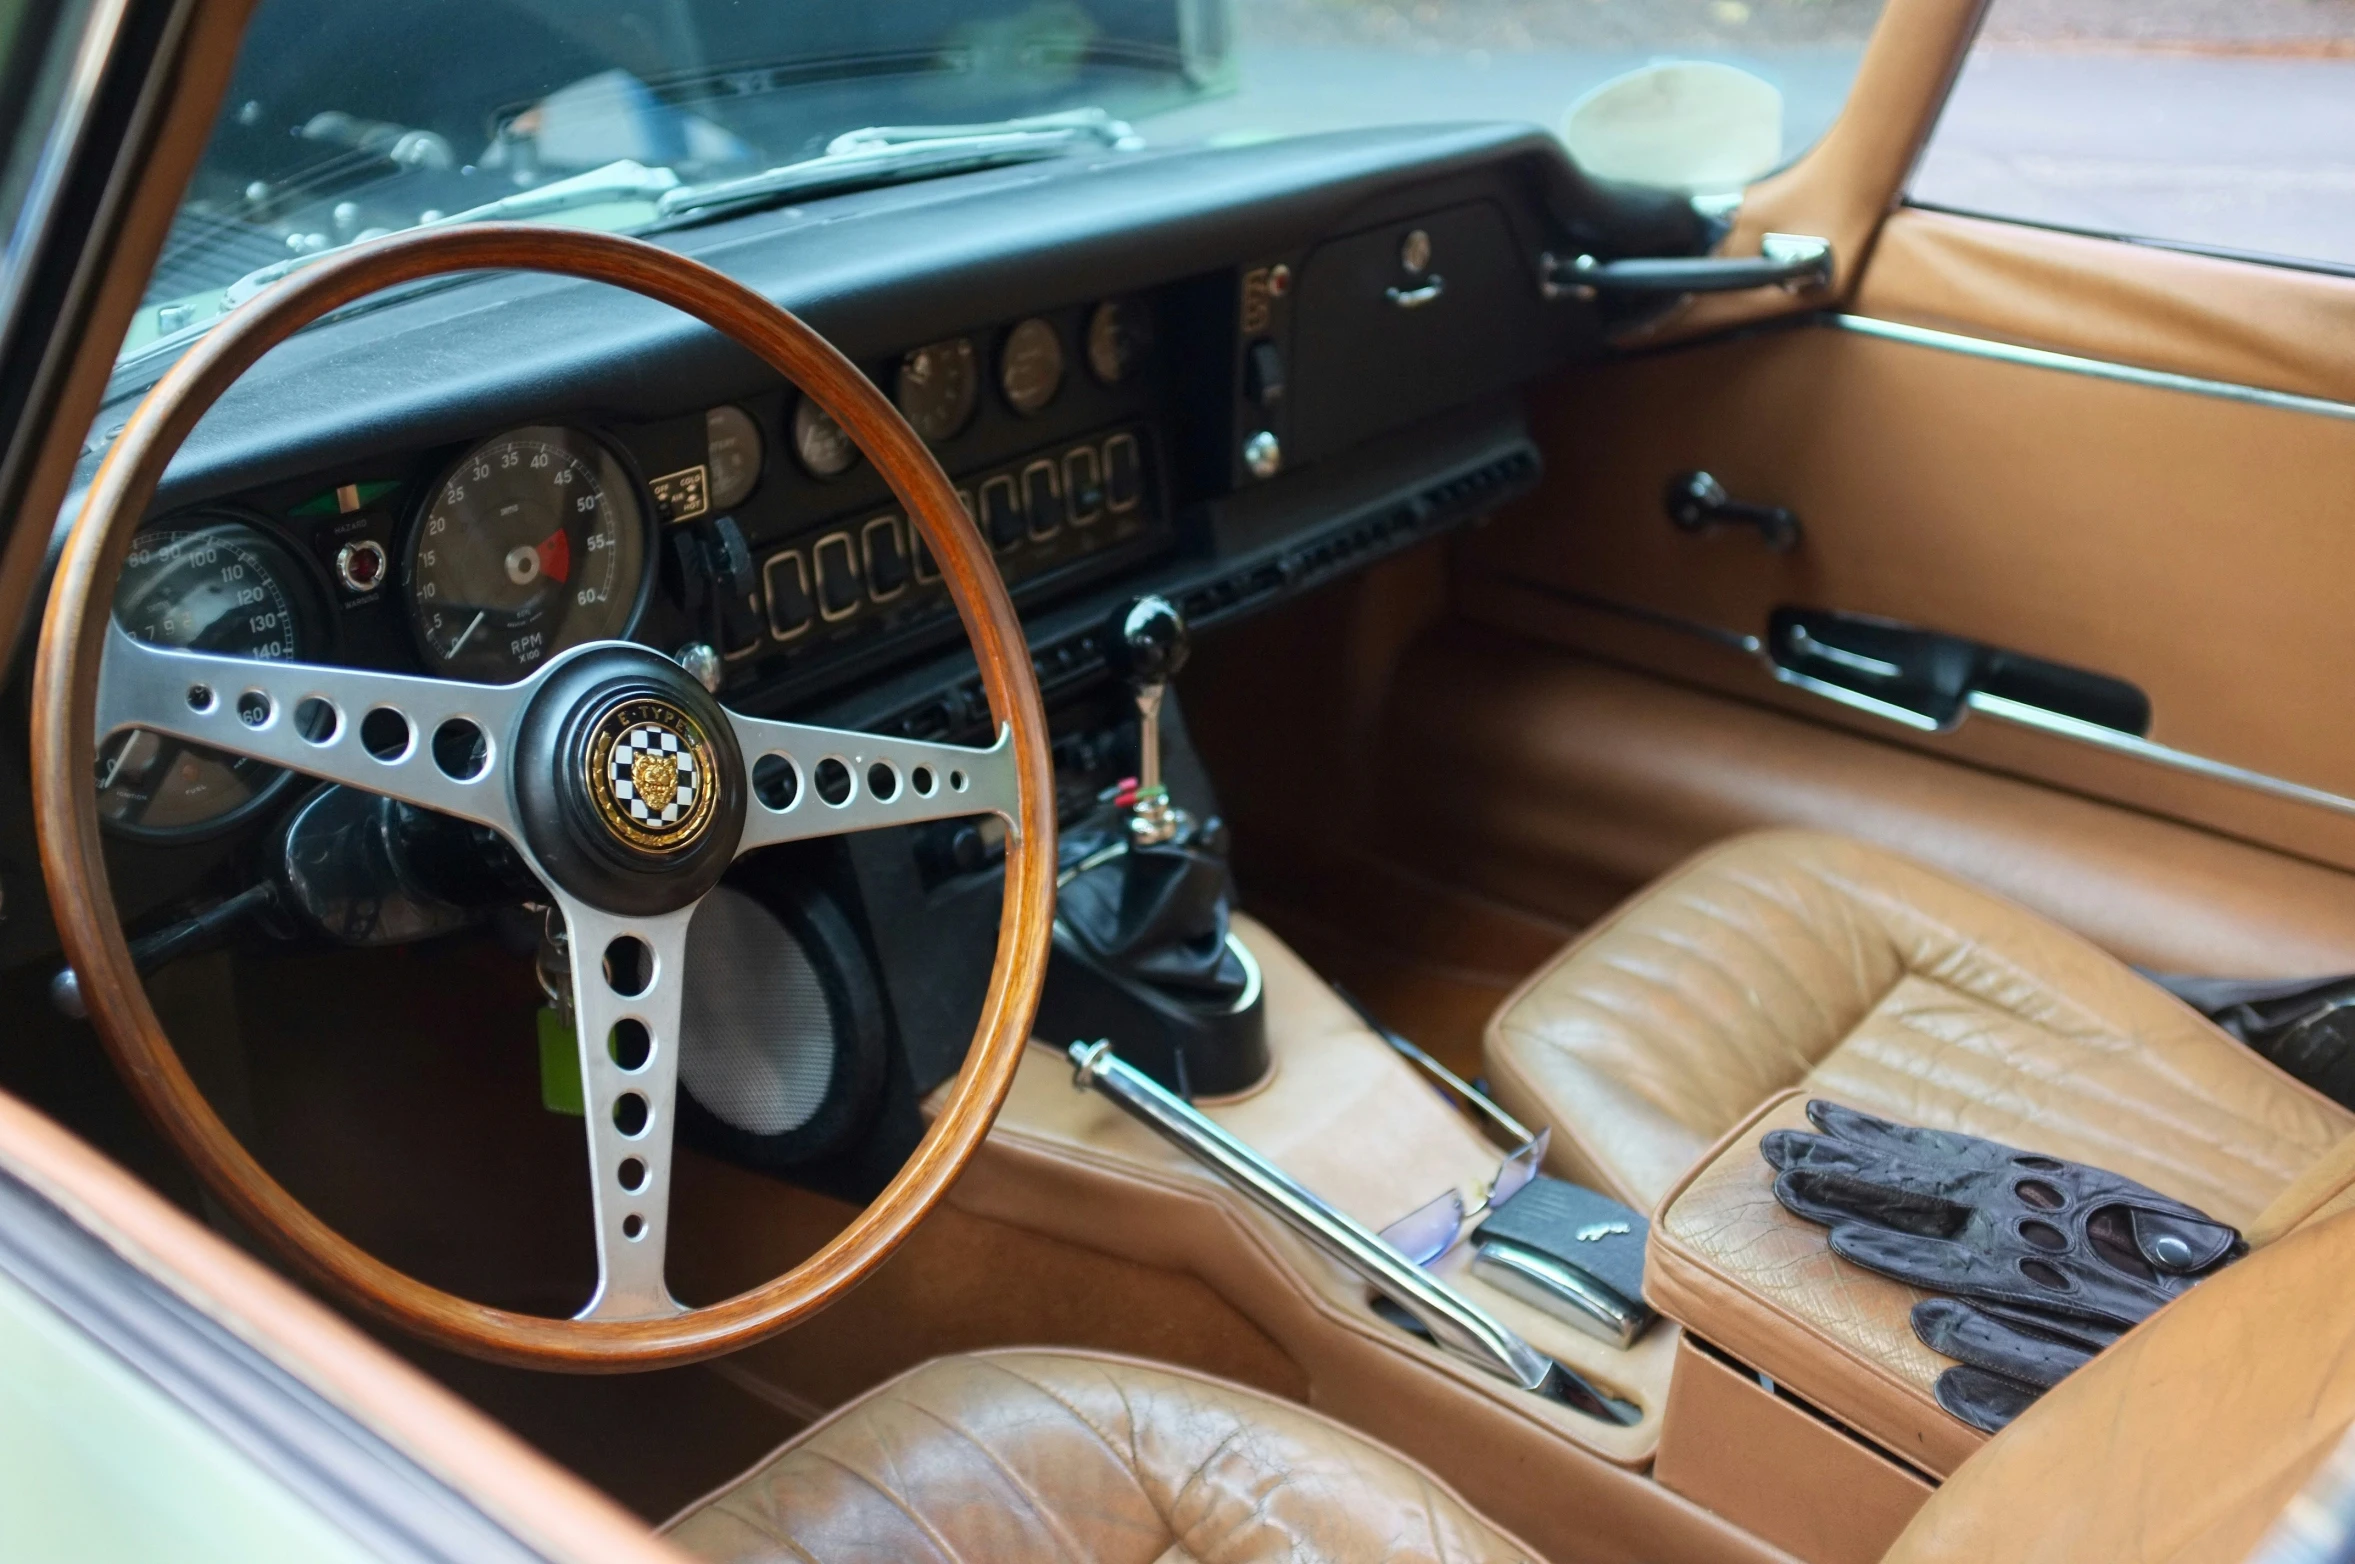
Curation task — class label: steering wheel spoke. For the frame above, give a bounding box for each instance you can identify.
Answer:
[557,895,694,1323]
[96,620,530,836]
[729,714,1021,854]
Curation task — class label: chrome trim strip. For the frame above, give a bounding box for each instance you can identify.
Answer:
[1828,314,2355,424]
[1964,692,2355,819]
[1767,664,1943,732]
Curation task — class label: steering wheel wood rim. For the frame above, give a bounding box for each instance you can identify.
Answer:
[30,224,1057,1370]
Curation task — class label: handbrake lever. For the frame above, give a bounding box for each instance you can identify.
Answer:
[1068,1039,1639,1424]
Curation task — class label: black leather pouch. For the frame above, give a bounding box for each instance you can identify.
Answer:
[1472,1176,1655,1347]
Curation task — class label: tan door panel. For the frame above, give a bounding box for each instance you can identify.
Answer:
[1455,296,2355,872]
[1859,208,2355,405]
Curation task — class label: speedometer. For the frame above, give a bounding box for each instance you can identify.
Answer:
[404,426,649,682]
[99,518,324,838]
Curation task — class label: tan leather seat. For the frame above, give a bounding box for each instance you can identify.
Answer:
[667,1208,2355,1564]
[1483,829,2355,1221]
[664,1349,1537,1563]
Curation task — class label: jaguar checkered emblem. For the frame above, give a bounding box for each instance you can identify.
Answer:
[585,696,720,853]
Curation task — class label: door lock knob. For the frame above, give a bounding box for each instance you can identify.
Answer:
[1665,470,1803,552]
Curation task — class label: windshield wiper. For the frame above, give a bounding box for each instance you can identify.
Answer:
[220,159,682,306]
[653,106,1139,227]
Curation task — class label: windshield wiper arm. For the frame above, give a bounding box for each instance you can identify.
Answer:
[655,106,1138,225]
[218,160,682,306]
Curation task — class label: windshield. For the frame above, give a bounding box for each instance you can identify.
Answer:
[134,0,1886,364]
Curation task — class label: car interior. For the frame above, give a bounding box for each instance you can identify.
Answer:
[9,0,2355,1561]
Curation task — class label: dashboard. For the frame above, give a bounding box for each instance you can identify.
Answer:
[7,120,1705,968]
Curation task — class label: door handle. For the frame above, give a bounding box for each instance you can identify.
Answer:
[1766,607,2150,736]
[1385,276,1445,309]
[1545,233,1832,301]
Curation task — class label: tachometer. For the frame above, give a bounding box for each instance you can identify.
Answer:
[99,518,324,837]
[404,426,649,682]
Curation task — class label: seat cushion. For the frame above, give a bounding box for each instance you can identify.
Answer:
[1484,829,2354,1218]
[664,1349,1538,1564]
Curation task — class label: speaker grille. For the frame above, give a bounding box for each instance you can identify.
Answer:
[680,887,836,1136]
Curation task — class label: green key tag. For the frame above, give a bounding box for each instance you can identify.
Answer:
[537,1005,584,1117]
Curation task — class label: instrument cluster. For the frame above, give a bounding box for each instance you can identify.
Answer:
[102,295,1172,840]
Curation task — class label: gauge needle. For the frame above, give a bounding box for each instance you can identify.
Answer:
[445,610,487,658]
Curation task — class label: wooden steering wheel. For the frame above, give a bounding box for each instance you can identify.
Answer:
[30,226,1057,1369]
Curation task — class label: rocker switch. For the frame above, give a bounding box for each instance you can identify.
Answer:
[1245,339,1285,409]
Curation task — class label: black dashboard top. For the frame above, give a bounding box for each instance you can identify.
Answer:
[1,120,1704,966]
[78,122,1689,512]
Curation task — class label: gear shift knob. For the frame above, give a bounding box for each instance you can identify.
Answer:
[1104,596,1191,846]
[1109,595,1190,690]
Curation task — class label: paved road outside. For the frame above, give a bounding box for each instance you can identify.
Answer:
[1144,0,2355,270]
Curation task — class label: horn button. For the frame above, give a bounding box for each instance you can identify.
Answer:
[513,648,748,915]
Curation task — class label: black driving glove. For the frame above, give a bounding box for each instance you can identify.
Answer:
[1760,1099,2244,1433]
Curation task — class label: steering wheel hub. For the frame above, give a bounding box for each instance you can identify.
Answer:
[513,645,747,916]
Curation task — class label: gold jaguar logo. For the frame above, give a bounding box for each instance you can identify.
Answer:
[584,696,719,853]
[631,749,679,814]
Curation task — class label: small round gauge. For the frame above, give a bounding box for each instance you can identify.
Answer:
[404,426,649,682]
[998,317,1064,417]
[895,337,978,443]
[1085,298,1154,385]
[791,394,858,479]
[99,518,324,838]
[706,404,764,510]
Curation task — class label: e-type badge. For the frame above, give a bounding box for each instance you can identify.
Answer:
[586,696,719,852]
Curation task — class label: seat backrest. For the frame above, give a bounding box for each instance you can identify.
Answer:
[1885,1205,2355,1563]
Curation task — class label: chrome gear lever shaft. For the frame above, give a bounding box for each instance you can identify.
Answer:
[1106,595,1191,847]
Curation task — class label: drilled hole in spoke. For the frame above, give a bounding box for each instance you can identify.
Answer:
[815,757,852,806]
[432,717,489,780]
[622,1213,646,1240]
[613,1092,649,1137]
[293,697,338,744]
[753,753,799,810]
[618,1157,648,1193]
[867,761,899,801]
[360,707,412,761]
[235,690,274,729]
[949,768,969,792]
[603,937,652,997]
[186,683,216,713]
[609,1019,651,1071]
[911,765,937,797]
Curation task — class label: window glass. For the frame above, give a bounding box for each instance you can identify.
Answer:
[1912,0,2355,269]
[133,0,1893,368]
[1155,1,1890,174]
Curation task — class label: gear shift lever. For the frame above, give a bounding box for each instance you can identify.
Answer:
[1033,593,1267,1096]
[1107,595,1191,847]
